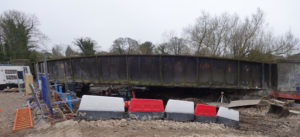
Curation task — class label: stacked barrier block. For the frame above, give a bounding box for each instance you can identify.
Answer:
[165,99,194,121]
[128,98,164,120]
[77,95,124,120]
[217,107,239,127]
[194,104,217,123]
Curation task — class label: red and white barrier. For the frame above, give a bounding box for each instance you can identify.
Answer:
[194,104,217,123]
[165,99,194,121]
[128,98,164,120]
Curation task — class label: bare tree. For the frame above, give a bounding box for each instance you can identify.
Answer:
[65,46,78,57]
[202,13,233,56]
[165,37,190,55]
[155,43,168,55]
[185,11,210,55]
[52,45,64,57]
[184,8,295,61]
[228,9,265,59]
[185,12,234,56]
[110,37,139,54]
[270,31,299,56]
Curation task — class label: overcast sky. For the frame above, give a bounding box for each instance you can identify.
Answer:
[1,0,299,52]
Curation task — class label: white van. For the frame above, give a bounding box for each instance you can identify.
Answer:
[0,66,31,89]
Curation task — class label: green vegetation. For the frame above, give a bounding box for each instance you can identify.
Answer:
[74,37,96,56]
[0,10,42,63]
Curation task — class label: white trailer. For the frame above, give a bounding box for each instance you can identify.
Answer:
[0,65,31,89]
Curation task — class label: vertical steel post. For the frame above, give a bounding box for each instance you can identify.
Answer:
[29,84,44,116]
[59,86,64,101]
[159,55,163,83]
[269,64,272,87]
[63,59,69,92]
[237,60,240,88]
[262,63,265,89]
[96,56,101,82]
[69,58,74,81]
[35,63,39,83]
[196,57,199,84]
[54,82,58,93]
[126,55,129,83]
[43,55,53,116]
[67,93,72,112]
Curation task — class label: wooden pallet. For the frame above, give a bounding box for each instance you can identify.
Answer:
[12,107,33,132]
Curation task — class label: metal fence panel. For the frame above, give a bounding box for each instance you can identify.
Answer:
[225,60,237,85]
[198,58,211,84]
[278,63,294,91]
[71,58,81,80]
[78,57,97,81]
[161,56,188,83]
[40,55,276,89]
[263,64,270,88]
[128,55,160,83]
[251,62,262,88]
[240,61,252,87]
[183,57,197,83]
[47,60,65,80]
[211,59,226,85]
[100,56,127,81]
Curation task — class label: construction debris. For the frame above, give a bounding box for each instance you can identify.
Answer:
[268,104,290,117]
[25,74,34,95]
[227,99,261,108]
[289,110,300,115]
[2,88,19,92]
[266,98,300,117]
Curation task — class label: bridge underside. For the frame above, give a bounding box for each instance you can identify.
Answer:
[38,55,277,90]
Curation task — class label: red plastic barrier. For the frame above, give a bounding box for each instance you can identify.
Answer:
[124,101,130,108]
[129,98,164,112]
[194,104,216,116]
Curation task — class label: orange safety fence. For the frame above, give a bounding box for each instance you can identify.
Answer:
[12,107,34,132]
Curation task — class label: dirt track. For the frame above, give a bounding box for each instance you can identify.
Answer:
[0,92,33,137]
[238,107,300,137]
[1,92,299,137]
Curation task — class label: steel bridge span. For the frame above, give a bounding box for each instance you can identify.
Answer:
[37,55,277,89]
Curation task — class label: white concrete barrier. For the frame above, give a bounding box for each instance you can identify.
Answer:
[217,107,239,127]
[165,99,194,121]
[78,95,125,120]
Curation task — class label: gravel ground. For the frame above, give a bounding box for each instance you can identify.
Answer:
[24,119,265,137]
[0,92,33,137]
[1,92,300,137]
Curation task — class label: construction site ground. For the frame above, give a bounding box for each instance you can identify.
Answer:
[1,92,300,137]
